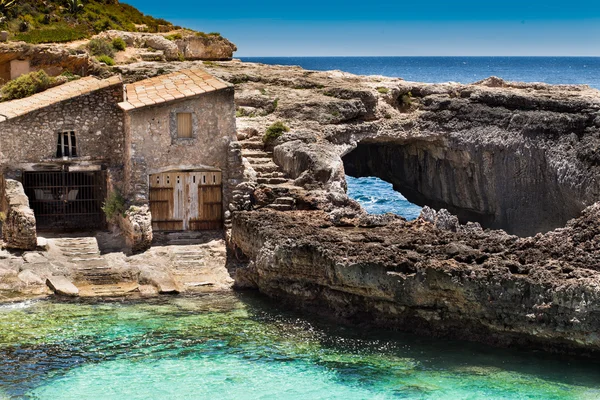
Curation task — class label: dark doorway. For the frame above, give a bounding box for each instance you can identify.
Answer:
[23,170,107,231]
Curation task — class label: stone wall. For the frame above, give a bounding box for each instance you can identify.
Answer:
[124,88,237,207]
[2,179,36,250]
[0,82,125,184]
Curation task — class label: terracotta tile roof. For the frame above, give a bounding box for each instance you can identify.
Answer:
[0,76,122,123]
[118,69,231,111]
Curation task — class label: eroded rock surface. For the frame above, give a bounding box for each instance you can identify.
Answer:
[231,204,600,356]
[2,179,37,250]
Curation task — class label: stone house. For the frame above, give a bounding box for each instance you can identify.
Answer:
[0,69,237,249]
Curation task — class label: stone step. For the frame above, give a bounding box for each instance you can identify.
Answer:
[69,259,109,268]
[241,150,272,158]
[274,197,295,206]
[164,239,207,246]
[240,140,264,150]
[174,255,205,261]
[55,242,97,249]
[173,259,206,266]
[257,177,290,185]
[62,251,100,257]
[77,282,140,297]
[247,157,273,163]
[265,203,293,211]
[257,171,285,179]
[252,162,280,173]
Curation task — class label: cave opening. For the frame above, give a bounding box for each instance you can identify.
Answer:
[342,140,585,237]
[345,175,422,220]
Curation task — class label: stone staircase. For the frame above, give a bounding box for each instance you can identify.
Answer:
[50,237,135,297]
[239,136,298,212]
[153,231,228,291]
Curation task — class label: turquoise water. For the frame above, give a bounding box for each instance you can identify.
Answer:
[1,294,600,399]
[346,175,422,220]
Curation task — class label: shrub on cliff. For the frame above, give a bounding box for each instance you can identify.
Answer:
[0,70,58,101]
[263,121,290,144]
[13,25,89,43]
[96,54,115,66]
[112,37,126,51]
[88,38,114,57]
[102,190,126,221]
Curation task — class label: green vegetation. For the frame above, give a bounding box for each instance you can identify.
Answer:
[376,87,389,94]
[196,31,222,39]
[401,91,413,107]
[87,38,114,57]
[60,71,81,81]
[0,0,177,43]
[165,33,183,41]
[102,190,126,220]
[96,54,115,66]
[13,25,88,44]
[263,121,290,143]
[202,61,217,67]
[111,37,126,51]
[0,70,58,101]
[66,0,84,15]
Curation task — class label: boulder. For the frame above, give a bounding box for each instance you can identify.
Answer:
[18,270,44,285]
[46,276,79,297]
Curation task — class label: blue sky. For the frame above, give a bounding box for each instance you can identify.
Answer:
[124,0,600,56]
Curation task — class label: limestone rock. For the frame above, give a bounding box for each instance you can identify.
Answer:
[46,276,79,297]
[2,179,37,250]
[18,270,43,285]
[139,268,180,294]
[119,205,153,253]
[175,35,237,60]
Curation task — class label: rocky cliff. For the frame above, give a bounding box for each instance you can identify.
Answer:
[193,61,600,355]
[34,57,600,354]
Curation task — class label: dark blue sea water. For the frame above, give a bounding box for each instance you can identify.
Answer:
[240,56,600,89]
[241,57,600,218]
[346,176,422,220]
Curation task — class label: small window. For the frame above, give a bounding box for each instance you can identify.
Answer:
[176,113,193,138]
[56,131,77,158]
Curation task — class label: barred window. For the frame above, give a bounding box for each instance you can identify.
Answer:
[56,131,77,158]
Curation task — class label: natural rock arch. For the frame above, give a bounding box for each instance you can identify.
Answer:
[343,138,587,237]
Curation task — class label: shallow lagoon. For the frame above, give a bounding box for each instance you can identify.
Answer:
[1,293,599,399]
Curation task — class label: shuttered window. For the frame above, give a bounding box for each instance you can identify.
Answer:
[176,113,193,138]
[56,131,77,158]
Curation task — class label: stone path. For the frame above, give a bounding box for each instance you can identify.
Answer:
[48,236,138,297]
[153,231,232,292]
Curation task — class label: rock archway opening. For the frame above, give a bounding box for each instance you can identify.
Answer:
[342,140,586,237]
[345,175,422,220]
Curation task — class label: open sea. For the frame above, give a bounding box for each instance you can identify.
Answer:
[241,56,600,218]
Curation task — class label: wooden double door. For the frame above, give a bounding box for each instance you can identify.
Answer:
[149,170,223,231]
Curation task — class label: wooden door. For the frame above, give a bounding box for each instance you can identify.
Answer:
[149,172,182,231]
[149,171,222,231]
